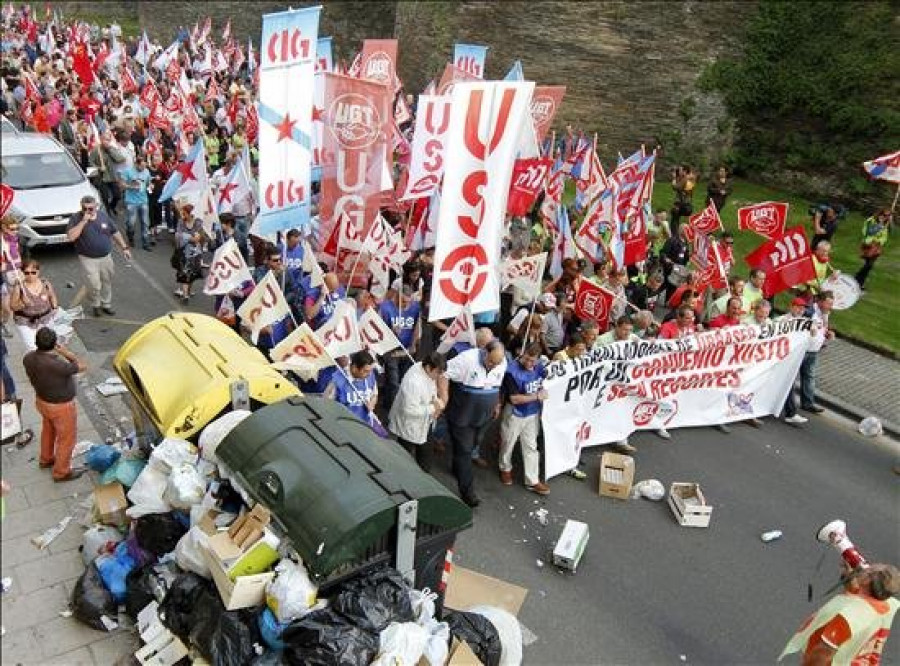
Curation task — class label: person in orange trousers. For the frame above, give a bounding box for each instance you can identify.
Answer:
[22,327,87,482]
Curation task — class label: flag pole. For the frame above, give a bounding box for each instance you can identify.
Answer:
[518,293,540,358]
[891,182,900,216]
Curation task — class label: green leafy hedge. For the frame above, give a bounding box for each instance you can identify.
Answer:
[700,1,900,201]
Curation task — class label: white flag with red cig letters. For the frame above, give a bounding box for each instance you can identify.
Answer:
[358,307,403,356]
[500,252,547,296]
[237,272,292,344]
[400,95,452,201]
[204,239,253,295]
[430,81,535,321]
[437,306,476,354]
[270,322,332,379]
[315,300,362,358]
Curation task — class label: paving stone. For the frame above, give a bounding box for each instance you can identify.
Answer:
[15,548,85,595]
[38,646,95,666]
[818,339,900,427]
[3,484,29,513]
[32,616,110,661]
[1,583,70,632]
[88,630,140,665]
[0,626,40,664]
[1,533,50,569]
[1,497,73,540]
[23,474,94,506]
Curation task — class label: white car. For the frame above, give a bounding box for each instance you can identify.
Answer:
[1,132,102,247]
[1,115,20,134]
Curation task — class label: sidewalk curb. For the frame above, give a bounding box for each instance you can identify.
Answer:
[817,389,900,443]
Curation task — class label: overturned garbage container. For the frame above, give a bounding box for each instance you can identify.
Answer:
[113,313,299,443]
[215,395,472,607]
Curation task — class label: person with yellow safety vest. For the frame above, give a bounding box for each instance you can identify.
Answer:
[806,241,836,295]
[780,562,900,665]
[854,209,891,290]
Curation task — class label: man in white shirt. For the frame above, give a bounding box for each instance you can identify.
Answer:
[800,290,834,413]
[439,341,508,507]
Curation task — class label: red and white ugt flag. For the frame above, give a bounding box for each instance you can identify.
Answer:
[359,39,399,91]
[574,280,615,331]
[688,200,724,236]
[430,81,534,321]
[737,201,788,241]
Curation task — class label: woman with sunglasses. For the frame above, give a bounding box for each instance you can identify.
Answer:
[9,259,59,351]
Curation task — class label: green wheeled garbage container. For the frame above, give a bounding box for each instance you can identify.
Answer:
[215,395,472,604]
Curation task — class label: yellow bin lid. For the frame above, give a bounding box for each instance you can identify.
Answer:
[113,312,300,439]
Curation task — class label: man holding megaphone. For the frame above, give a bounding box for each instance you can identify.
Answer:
[780,520,900,665]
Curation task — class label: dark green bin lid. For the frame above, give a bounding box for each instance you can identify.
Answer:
[216,395,472,582]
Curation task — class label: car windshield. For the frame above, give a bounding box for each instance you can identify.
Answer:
[1,152,84,189]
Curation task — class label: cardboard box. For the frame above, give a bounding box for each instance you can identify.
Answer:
[552,520,590,572]
[668,482,713,528]
[444,566,528,616]
[446,639,482,665]
[206,529,280,580]
[94,482,127,526]
[201,542,275,610]
[599,452,634,499]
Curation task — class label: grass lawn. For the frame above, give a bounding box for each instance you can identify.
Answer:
[649,179,899,355]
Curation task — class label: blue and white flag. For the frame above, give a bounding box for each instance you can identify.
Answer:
[504,60,524,82]
[453,43,489,78]
[159,138,207,203]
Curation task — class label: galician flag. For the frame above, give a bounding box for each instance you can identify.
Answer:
[217,154,252,214]
[159,138,208,203]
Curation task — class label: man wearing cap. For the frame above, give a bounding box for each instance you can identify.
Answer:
[66,195,131,317]
[440,341,508,507]
[780,562,900,665]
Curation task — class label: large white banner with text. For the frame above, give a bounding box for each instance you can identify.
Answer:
[541,320,813,478]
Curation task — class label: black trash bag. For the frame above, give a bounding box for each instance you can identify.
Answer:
[134,513,189,557]
[331,567,414,633]
[125,564,172,620]
[71,563,117,631]
[206,609,264,666]
[158,573,219,640]
[444,609,503,666]
[187,588,227,660]
[282,608,379,666]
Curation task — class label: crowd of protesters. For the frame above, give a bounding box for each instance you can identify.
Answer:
[0,4,894,505]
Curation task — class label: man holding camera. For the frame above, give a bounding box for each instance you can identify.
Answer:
[66,195,131,317]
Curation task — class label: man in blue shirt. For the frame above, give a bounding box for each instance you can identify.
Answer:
[377,285,421,411]
[499,342,550,495]
[276,229,305,284]
[305,272,345,329]
[120,155,152,250]
[325,350,386,436]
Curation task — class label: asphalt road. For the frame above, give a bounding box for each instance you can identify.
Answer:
[28,233,900,666]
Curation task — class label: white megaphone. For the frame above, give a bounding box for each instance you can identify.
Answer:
[816,519,869,571]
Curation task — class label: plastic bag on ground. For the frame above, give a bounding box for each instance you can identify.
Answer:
[266,558,318,623]
[409,588,437,626]
[372,622,429,666]
[150,437,198,472]
[858,416,883,437]
[332,567,415,633]
[259,607,290,651]
[199,410,252,462]
[174,525,212,577]
[630,479,666,501]
[134,512,189,557]
[126,465,172,518]
[99,456,146,488]
[125,562,178,620]
[71,563,117,631]
[158,573,220,641]
[81,524,124,566]
[95,540,139,604]
[203,608,264,666]
[421,619,450,666]
[468,605,523,666]
[444,609,503,666]
[123,530,157,569]
[85,444,120,472]
[163,463,207,510]
[282,608,379,666]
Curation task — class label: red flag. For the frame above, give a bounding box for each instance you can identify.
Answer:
[121,66,138,95]
[207,76,221,102]
[22,73,41,104]
[166,58,181,85]
[147,100,171,131]
[507,158,551,217]
[574,279,615,331]
[319,73,392,247]
[436,63,479,95]
[0,183,15,218]
[72,42,94,86]
[737,201,789,240]
[530,86,566,145]
[18,101,34,126]
[622,208,649,267]
[744,225,816,298]
[140,79,160,111]
[358,39,399,91]
[688,200,724,236]
[245,103,258,144]
[690,234,727,292]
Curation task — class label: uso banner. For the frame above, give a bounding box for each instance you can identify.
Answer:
[430,81,534,321]
[401,95,451,201]
[541,320,812,478]
[319,73,392,246]
[257,6,320,235]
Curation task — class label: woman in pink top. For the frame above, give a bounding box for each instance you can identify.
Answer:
[1,216,24,339]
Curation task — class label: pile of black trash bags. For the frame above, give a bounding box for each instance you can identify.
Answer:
[73,553,509,666]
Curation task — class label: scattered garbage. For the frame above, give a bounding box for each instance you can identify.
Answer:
[630,479,666,501]
[86,444,121,472]
[761,530,783,543]
[858,416,883,437]
[265,559,318,623]
[533,507,549,525]
[99,457,146,488]
[71,563,118,631]
[445,608,503,666]
[32,515,73,550]
[468,605,524,666]
[134,513,189,557]
[1,577,12,594]
[96,377,130,397]
[282,608,379,666]
[81,524,125,565]
[332,568,415,634]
